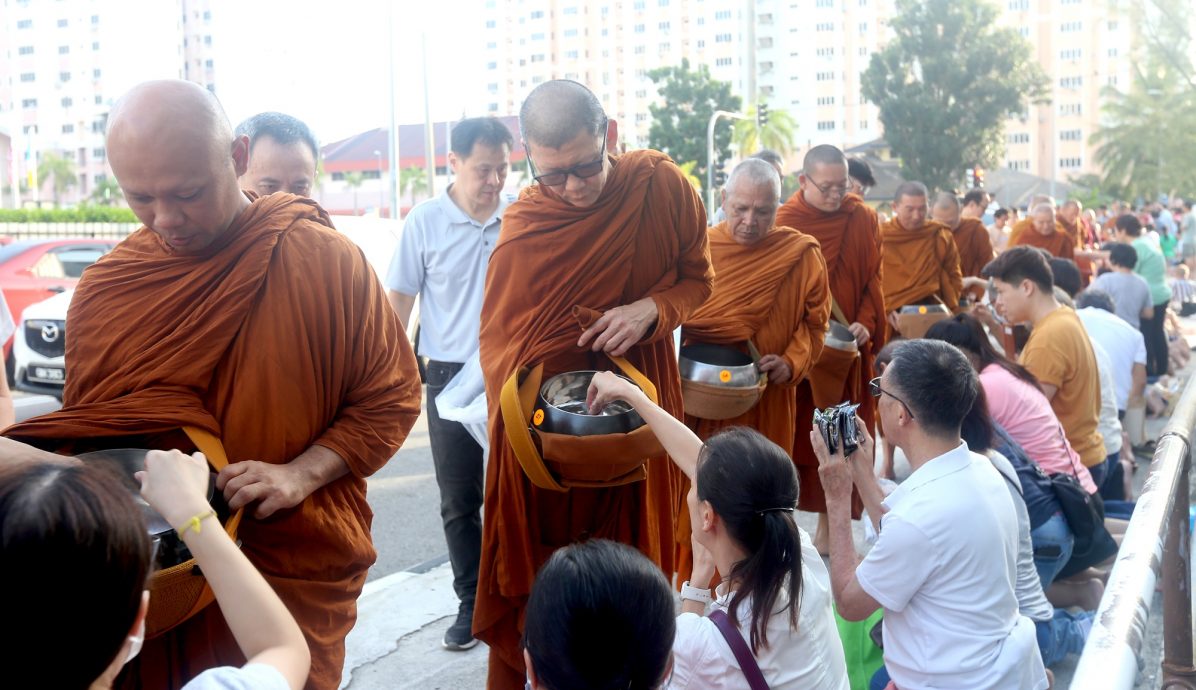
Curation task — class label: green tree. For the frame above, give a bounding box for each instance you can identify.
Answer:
[37,151,77,206]
[675,161,703,194]
[861,0,1048,191]
[343,171,365,215]
[90,176,123,206]
[647,58,742,192]
[399,166,429,208]
[732,105,799,159]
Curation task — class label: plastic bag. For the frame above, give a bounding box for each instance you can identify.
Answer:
[434,350,489,453]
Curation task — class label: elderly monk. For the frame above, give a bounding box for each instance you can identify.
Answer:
[1008,194,1055,245]
[777,144,886,551]
[5,81,423,690]
[880,181,964,329]
[1013,203,1076,259]
[679,158,830,578]
[932,191,994,279]
[477,79,713,689]
[1060,199,1098,284]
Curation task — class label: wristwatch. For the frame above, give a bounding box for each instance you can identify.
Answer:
[680,580,713,605]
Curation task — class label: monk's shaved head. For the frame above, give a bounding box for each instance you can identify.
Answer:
[105,80,250,254]
[726,158,781,201]
[722,159,781,246]
[933,192,961,212]
[802,145,847,175]
[894,181,929,204]
[520,80,607,149]
[931,191,962,229]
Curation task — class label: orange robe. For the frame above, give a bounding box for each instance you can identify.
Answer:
[776,191,885,515]
[6,194,423,690]
[1060,216,1093,283]
[953,217,996,277]
[678,221,829,579]
[1009,218,1073,247]
[1012,225,1076,260]
[880,218,964,313]
[477,150,714,689]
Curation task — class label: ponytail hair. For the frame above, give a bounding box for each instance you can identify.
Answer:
[697,427,802,653]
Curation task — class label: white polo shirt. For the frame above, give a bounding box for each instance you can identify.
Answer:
[1077,306,1147,410]
[385,186,510,363]
[855,442,1046,690]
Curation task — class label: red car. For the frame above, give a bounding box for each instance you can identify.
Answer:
[0,238,119,360]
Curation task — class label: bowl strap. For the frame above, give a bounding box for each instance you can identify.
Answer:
[500,364,568,492]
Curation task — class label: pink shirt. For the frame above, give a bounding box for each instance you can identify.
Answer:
[980,364,1097,494]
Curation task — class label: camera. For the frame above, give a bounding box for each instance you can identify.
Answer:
[813,401,862,457]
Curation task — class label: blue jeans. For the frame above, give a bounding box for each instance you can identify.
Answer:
[1036,608,1094,667]
[1031,512,1075,589]
[1087,454,1113,493]
[869,666,891,690]
[1104,499,1136,520]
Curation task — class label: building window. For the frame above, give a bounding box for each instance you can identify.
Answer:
[61,97,73,107]
[57,18,68,27]
[859,120,870,129]
[697,39,705,48]
[564,6,578,14]
[487,61,497,69]
[1060,76,1082,88]
[715,10,731,19]
[18,46,34,55]
[95,94,103,104]
[1060,129,1083,141]
[21,99,37,109]
[564,28,578,36]
[564,49,579,58]
[20,73,35,82]
[1008,0,1029,9]
[91,14,99,24]
[1060,21,1082,32]
[1059,157,1082,168]
[658,21,669,30]
[62,124,75,133]
[635,24,646,33]
[816,0,833,6]
[58,45,70,54]
[530,10,543,18]
[485,20,496,28]
[1108,47,1119,57]
[817,120,836,131]
[817,96,836,105]
[93,148,105,159]
[715,57,733,67]
[1060,48,1081,60]
[635,45,646,54]
[488,103,499,112]
[530,54,545,62]
[1059,103,1082,116]
[1008,132,1030,144]
[816,71,835,81]
[205,59,214,68]
[92,41,100,50]
[204,35,212,45]
[60,71,72,82]
[817,47,835,57]
[17,19,32,29]
[715,33,731,42]
[93,68,101,78]
[816,22,834,31]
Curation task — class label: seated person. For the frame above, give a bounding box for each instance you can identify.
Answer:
[0,450,310,690]
[522,539,675,690]
[1169,264,1196,316]
[586,372,850,689]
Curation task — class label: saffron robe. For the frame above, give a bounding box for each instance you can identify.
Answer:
[6,193,423,690]
[880,218,964,314]
[1012,225,1076,260]
[476,150,714,689]
[954,217,996,278]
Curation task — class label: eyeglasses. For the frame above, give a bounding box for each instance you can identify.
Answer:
[869,376,916,420]
[525,119,608,188]
[808,177,850,198]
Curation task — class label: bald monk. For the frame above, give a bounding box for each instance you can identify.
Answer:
[477,79,713,689]
[1008,194,1056,245]
[679,158,829,579]
[880,181,964,330]
[932,191,994,279]
[1013,203,1076,259]
[1060,199,1097,284]
[4,81,422,690]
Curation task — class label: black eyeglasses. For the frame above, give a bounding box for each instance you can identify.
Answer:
[525,119,608,188]
[869,376,916,420]
[808,176,850,198]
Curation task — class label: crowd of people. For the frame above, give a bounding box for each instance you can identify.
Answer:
[0,74,1192,690]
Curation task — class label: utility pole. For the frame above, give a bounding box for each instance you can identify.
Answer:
[421,31,436,198]
[387,3,399,219]
[706,110,750,211]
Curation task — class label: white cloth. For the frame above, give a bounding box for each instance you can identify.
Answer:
[670,527,850,690]
[385,186,510,362]
[988,451,1054,623]
[855,443,1047,690]
[1077,307,1147,410]
[1089,341,1124,456]
[182,664,291,690]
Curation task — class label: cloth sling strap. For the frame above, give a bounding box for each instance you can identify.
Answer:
[709,609,771,690]
[177,426,244,622]
[829,296,850,327]
[500,353,658,492]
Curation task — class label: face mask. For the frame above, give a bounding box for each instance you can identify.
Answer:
[126,617,145,664]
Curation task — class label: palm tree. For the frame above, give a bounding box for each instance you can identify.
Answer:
[676,161,703,194]
[343,172,365,215]
[90,177,123,206]
[399,166,429,208]
[37,152,77,206]
[732,105,799,160]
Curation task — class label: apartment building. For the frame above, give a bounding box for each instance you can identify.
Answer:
[0,0,216,207]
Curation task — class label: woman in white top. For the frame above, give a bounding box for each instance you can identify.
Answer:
[0,448,310,690]
[588,373,850,690]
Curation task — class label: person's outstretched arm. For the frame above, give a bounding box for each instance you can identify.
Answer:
[587,371,702,480]
[138,450,310,690]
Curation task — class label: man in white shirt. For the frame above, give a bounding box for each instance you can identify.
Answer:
[813,339,1047,690]
[235,112,319,198]
[385,116,514,650]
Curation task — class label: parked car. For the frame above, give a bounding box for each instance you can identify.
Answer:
[13,288,73,398]
[0,239,118,365]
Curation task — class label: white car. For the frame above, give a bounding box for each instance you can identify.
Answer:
[13,288,73,398]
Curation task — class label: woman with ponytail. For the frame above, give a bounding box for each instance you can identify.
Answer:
[587,372,849,689]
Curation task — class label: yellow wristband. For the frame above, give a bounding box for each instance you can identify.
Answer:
[175,509,216,537]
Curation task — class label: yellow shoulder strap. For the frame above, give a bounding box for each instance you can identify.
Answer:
[499,365,568,492]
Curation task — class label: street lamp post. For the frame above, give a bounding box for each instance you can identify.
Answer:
[706,110,750,211]
[373,150,384,216]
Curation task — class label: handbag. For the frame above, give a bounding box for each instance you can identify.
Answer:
[710,609,771,690]
[810,298,862,409]
[1047,428,1118,577]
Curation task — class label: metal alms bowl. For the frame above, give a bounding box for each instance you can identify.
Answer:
[825,321,859,353]
[533,371,646,436]
[679,343,760,387]
[898,303,950,316]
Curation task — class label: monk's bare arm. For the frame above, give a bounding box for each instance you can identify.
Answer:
[780,251,831,386]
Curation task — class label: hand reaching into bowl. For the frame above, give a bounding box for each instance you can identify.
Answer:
[135,449,212,531]
[586,370,647,415]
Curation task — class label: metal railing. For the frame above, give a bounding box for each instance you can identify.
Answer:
[0,222,139,240]
[1072,376,1196,689]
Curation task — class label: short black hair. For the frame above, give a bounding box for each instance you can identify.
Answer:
[888,339,978,437]
[962,188,988,208]
[1048,257,1083,298]
[994,208,1009,220]
[1107,242,1138,269]
[1076,288,1116,313]
[847,158,876,187]
[982,245,1054,294]
[450,116,515,158]
[523,539,674,690]
[1115,213,1143,237]
[234,111,318,161]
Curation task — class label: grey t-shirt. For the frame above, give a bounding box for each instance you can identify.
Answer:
[1090,271,1153,329]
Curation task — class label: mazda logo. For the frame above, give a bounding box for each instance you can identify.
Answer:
[41,324,60,343]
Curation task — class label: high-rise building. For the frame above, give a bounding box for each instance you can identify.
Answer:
[0,0,217,207]
[480,0,1174,185]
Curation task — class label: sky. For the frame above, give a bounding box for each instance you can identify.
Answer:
[212,0,485,146]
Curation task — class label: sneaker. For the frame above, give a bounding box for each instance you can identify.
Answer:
[443,601,478,651]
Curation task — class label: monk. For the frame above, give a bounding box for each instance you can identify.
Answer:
[679,158,830,578]
[880,181,964,330]
[1013,203,1076,259]
[4,81,423,690]
[776,144,886,551]
[932,191,994,279]
[476,79,714,689]
[1008,194,1057,245]
[1060,199,1098,284]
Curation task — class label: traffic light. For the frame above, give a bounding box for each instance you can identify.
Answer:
[973,167,985,188]
[757,102,769,129]
[966,168,975,189]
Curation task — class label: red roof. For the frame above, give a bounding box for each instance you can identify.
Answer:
[321,116,524,173]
